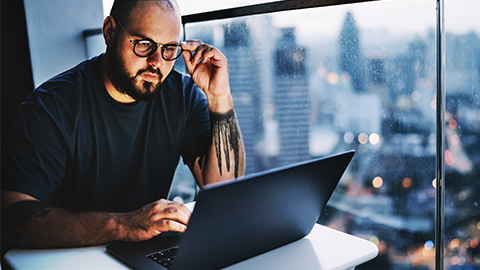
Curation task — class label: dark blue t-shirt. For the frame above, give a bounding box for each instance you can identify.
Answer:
[3,55,211,212]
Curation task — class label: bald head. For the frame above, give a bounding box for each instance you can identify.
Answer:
[110,0,181,27]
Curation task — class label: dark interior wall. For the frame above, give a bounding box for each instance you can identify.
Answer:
[1,0,35,155]
[1,0,35,260]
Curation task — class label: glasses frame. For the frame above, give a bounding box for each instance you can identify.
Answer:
[116,20,183,61]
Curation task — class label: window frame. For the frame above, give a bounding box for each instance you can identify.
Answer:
[181,0,381,24]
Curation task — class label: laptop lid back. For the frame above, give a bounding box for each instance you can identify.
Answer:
[173,150,354,269]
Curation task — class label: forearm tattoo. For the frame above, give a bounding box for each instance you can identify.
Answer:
[2,200,51,241]
[210,110,241,178]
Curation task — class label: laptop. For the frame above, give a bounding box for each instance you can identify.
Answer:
[107,150,355,269]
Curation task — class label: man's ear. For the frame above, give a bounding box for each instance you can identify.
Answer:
[103,16,116,47]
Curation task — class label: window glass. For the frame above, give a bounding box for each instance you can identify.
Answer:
[179,0,440,268]
[444,0,480,268]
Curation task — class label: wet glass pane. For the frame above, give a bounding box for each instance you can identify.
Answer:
[182,0,440,268]
[444,0,480,268]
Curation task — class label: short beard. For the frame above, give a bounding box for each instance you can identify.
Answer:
[106,39,163,101]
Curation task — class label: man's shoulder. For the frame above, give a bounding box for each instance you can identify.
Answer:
[28,57,100,106]
[38,57,99,93]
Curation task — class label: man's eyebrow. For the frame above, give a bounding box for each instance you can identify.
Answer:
[128,31,180,45]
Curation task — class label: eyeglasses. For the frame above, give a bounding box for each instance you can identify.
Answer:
[116,20,183,61]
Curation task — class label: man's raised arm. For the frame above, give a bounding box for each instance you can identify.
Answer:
[181,40,246,187]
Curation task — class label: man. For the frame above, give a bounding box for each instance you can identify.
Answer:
[1,0,245,248]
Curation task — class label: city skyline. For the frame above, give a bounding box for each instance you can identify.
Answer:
[179,10,479,269]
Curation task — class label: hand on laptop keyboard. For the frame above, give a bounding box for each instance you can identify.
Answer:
[119,199,191,242]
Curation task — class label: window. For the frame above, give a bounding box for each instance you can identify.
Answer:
[444,0,480,267]
[96,1,480,268]
[172,0,480,268]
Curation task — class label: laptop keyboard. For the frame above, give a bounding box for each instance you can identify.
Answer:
[146,246,179,269]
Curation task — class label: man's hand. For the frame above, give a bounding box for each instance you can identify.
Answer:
[119,199,192,242]
[181,40,233,113]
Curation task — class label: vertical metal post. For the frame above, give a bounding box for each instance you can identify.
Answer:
[435,0,446,269]
[183,23,186,42]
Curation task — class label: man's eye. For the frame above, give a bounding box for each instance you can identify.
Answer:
[137,41,152,48]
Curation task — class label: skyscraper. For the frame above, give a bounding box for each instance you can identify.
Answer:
[339,12,366,93]
[273,28,310,166]
[222,21,263,174]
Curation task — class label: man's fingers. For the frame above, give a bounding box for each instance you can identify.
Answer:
[152,219,187,234]
[181,40,204,65]
[190,45,212,65]
[181,40,219,73]
[152,199,191,225]
[182,50,196,75]
[158,199,192,217]
[159,206,190,225]
[181,39,204,51]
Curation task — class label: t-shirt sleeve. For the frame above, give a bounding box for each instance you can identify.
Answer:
[2,98,67,203]
[180,82,211,164]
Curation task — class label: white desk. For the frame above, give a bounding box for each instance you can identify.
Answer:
[4,224,377,270]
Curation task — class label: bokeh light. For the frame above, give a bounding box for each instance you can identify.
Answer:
[471,238,478,249]
[449,238,460,250]
[450,133,460,145]
[326,72,339,84]
[372,176,383,189]
[369,133,380,145]
[445,150,454,165]
[449,119,458,130]
[358,133,369,144]
[344,131,354,144]
[402,177,412,188]
[450,256,459,266]
[424,240,434,250]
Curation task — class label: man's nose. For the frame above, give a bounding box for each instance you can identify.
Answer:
[146,48,164,68]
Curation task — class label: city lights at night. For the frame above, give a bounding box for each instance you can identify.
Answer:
[372,176,383,189]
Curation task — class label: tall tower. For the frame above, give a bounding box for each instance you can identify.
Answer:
[223,21,263,174]
[273,28,310,166]
[339,12,366,93]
